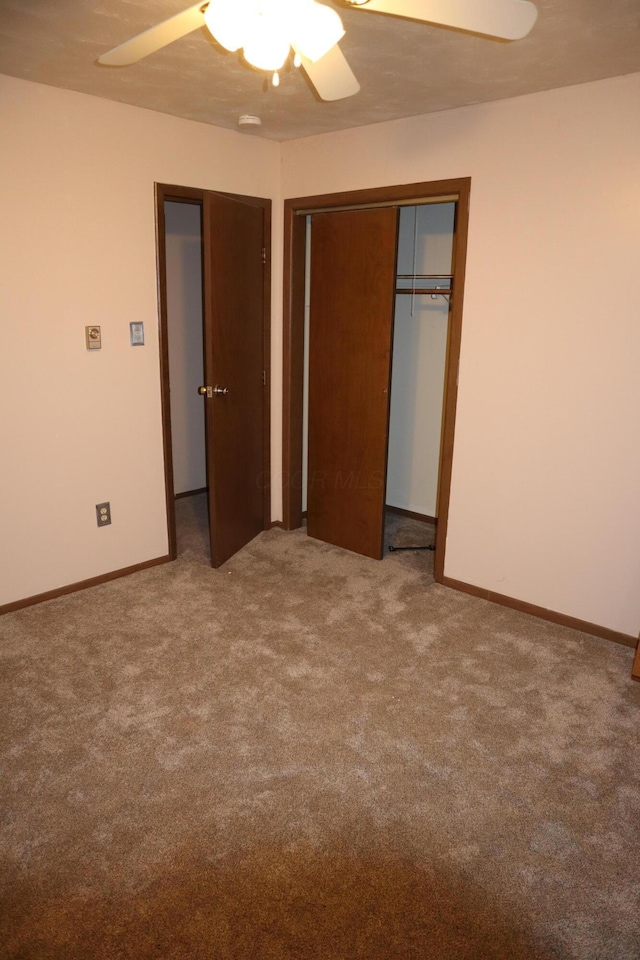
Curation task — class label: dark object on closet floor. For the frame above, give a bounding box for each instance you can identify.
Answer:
[388,544,435,552]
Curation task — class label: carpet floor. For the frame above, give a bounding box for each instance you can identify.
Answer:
[1,495,638,959]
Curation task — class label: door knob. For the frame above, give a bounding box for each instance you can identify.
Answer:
[198,385,229,397]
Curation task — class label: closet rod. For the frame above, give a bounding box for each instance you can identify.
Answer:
[395,289,451,297]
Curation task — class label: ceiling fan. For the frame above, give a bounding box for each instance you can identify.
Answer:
[98,0,538,103]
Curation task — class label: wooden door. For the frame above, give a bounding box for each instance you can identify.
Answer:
[307,207,399,559]
[202,192,266,567]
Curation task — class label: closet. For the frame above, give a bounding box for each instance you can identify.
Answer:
[302,198,456,561]
[387,202,455,524]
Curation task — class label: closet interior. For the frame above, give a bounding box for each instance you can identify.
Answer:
[387,201,455,526]
[302,198,456,557]
[164,200,206,501]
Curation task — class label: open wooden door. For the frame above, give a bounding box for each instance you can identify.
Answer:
[202,192,267,567]
[307,207,399,560]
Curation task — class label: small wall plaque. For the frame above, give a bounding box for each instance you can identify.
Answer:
[85,326,101,350]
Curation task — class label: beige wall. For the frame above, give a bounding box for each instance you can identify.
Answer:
[280,73,640,637]
[2,70,639,640]
[0,75,279,605]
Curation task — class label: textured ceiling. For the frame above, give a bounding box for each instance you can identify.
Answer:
[0,1,639,141]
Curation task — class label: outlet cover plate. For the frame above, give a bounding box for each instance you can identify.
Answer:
[96,502,111,526]
[130,322,144,346]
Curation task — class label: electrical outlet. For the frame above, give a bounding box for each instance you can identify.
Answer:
[96,502,111,526]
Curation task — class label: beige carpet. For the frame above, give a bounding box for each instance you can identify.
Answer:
[1,495,639,959]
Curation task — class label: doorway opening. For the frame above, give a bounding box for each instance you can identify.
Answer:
[155,183,272,567]
[282,178,470,582]
[162,198,208,560]
[384,200,456,572]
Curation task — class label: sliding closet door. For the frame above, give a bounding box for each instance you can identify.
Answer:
[307,207,399,559]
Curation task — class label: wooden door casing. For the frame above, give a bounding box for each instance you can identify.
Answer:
[282,178,471,583]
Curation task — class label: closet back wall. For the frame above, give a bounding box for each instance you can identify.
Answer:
[165,201,206,496]
[387,203,454,518]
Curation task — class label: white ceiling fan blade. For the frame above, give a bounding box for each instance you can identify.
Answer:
[98,3,206,66]
[351,0,538,41]
[300,44,360,102]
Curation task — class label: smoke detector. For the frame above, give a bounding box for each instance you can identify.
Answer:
[238,115,262,131]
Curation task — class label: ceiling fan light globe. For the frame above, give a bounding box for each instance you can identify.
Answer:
[204,0,258,52]
[243,18,291,71]
[290,1,344,62]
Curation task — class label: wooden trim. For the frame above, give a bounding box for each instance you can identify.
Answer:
[175,487,208,499]
[261,199,273,528]
[298,195,460,215]
[154,185,204,203]
[288,179,470,212]
[282,177,471,588]
[270,520,284,529]
[442,576,637,649]
[434,183,470,583]
[154,184,183,561]
[386,505,437,525]
[282,208,307,530]
[632,636,640,682]
[0,556,171,615]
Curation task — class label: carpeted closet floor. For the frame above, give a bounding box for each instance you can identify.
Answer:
[1,495,638,959]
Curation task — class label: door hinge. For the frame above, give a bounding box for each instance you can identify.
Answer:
[263,370,266,387]
[261,247,267,264]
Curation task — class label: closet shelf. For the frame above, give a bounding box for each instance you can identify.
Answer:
[396,273,452,296]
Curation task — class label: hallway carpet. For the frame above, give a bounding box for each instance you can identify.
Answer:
[1,497,638,958]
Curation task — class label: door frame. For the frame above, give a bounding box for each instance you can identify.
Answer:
[282,177,470,582]
[155,182,272,560]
